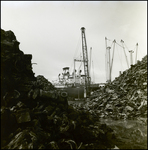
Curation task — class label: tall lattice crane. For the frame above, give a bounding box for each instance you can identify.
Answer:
[81,27,90,97]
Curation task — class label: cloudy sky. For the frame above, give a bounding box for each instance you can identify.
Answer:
[1,1,147,83]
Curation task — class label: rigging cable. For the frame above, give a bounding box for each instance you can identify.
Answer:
[70,36,81,74]
[124,42,135,66]
[124,42,130,52]
[132,44,136,64]
[120,40,129,69]
[110,40,116,79]
[115,41,123,48]
[74,36,81,58]
[116,42,124,72]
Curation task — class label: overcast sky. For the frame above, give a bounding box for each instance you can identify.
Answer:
[1,1,147,83]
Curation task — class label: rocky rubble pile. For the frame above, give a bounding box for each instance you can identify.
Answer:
[72,55,147,120]
[1,29,118,149]
[70,55,147,149]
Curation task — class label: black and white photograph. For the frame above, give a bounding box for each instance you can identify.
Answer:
[1,1,147,149]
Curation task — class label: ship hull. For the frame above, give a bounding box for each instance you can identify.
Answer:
[56,86,84,99]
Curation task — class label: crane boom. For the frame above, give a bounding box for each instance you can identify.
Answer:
[81,27,90,97]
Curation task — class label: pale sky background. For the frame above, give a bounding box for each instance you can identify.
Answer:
[1,1,147,83]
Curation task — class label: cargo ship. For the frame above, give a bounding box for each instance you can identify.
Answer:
[53,67,86,99]
[52,66,103,101]
[52,27,105,100]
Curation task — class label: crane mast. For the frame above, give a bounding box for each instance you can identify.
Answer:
[81,27,90,97]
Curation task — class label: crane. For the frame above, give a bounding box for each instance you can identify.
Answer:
[81,27,90,97]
